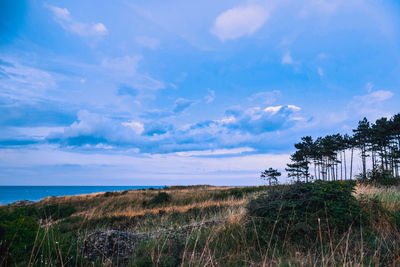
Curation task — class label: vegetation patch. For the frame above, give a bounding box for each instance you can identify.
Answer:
[38,204,76,220]
[143,192,172,208]
[212,186,265,201]
[247,181,362,244]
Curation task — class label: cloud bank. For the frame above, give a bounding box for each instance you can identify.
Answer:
[43,104,303,154]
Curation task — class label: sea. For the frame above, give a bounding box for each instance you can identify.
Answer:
[0,186,164,205]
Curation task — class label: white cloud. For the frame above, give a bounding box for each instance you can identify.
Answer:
[46,4,108,37]
[286,105,301,111]
[49,6,70,19]
[205,89,215,104]
[92,23,108,35]
[122,121,144,135]
[101,56,164,91]
[359,90,394,105]
[317,67,324,76]
[211,5,269,41]
[173,98,194,113]
[47,110,141,146]
[339,90,395,122]
[0,145,291,185]
[222,104,303,134]
[101,56,142,76]
[174,147,255,157]
[0,59,56,101]
[324,89,395,126]
[248,90,281,105]
[264,105,282,114]
[264,105,300,114]
[299,0,343,17]
[136,36,160,49]
[43,102,304,155]
[366,82,374,92]
[282,52,294,65]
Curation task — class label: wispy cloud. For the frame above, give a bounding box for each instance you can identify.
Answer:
[204,89,215,104]
[101,56,141,77]
[0,58,56,101]
[141,98,194,119]
[46,4,108,37]
[102,56,164,92]
[247,90,281,105]
[136,36,160,49]
[0,146,291,185]
[357,90,394,105]
[317,67,324,76]
[327,89,395,125]
[173,98,194,113]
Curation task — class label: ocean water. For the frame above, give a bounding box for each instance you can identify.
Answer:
[0,186,163,205]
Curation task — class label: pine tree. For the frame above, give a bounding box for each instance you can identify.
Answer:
[260,168,281,186]
[353,117,371,179]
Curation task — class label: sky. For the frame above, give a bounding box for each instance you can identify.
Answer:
[0,0,399,185]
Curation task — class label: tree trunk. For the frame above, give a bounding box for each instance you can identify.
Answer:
[314,161,317,181]
[350,148,354,180]
[344,150,347,180]
[340,152,343,180]
[362,146,367,179]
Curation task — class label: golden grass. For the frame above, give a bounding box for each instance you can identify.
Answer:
[99,198,247,218]
[355,183,400,211]
[35,186,258,230]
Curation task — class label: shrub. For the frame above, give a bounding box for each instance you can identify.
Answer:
[38,204,76,220]
[104,191,115,197]
[212,187,266,201]
[247,181,361,244]
[366,169,400,186]
[0,215,40,264]
[131,237,183,266]
[143,192,171,207]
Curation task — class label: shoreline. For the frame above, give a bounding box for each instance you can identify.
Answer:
[0,185,249,205]
[0,185,165,206]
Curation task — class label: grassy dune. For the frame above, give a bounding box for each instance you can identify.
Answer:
[1,183,400,266]
[36,186,261,233]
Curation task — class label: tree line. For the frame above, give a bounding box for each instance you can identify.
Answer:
[261,113,400,184]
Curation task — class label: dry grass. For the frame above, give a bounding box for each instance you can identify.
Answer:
[355,183,400,211]
[101,198,247,218]
[36,186,258,220]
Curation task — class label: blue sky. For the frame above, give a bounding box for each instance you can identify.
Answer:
[0,0,399,185]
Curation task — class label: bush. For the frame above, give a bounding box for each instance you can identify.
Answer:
[212,187,266,201]
[365,169,400,186]
[247,181,361,244]
[131,237,183,266]
[143,192,171,207]
[38,204,76,220]
[0,215,40,264]
[104,191,116,197]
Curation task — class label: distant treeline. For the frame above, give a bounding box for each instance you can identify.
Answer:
[285,113,400,182]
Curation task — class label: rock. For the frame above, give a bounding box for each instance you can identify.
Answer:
[81,218,227,264]
[81,230,150,264]
[10,200,35,206]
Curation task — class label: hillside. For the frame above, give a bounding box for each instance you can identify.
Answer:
[1,183,400,266]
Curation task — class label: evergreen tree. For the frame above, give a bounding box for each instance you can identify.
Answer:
[260,168,281,185]
[353,117,371,179]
